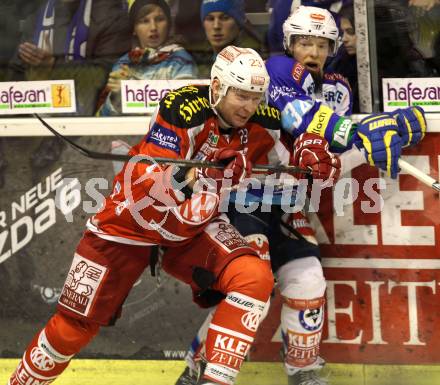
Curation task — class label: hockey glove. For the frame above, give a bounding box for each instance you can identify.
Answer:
[195,148,252,193]
[293,133,341,182]
[355,113,402,179]
[392,106,427,147]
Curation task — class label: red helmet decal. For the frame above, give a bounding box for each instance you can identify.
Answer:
[310,13,326,21]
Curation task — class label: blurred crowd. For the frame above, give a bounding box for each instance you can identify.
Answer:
[1,0,440,117]
[0,0,439,181]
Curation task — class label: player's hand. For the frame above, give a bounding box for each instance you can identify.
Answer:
[292,133,341,182]
[355,113,402,179]
[392,106,426,147]
[195,148,252,192]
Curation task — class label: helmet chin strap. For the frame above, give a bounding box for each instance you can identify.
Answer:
[209,84,233,129]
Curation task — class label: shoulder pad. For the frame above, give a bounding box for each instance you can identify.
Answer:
[324,72,351,91]
[266,56,315,95]
[159,85,213,127]
[248,104,281,131]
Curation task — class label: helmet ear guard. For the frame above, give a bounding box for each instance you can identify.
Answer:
[210,45,270,107]
[282,6,340,56]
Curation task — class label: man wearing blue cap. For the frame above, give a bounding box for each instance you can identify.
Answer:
[192,0,263,77]
[200,0,246,53]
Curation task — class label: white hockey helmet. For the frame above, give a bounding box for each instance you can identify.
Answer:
[210,45,270,106]
[283,6,340,56]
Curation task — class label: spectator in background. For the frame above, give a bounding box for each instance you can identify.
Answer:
[374,0,435,107]
[96,0,198,116]
[0,2,20,81]
[409,0,440,11]
[327,3,359,112]
[0,1,47,188]
[191,0,266,78]
[0,1,47,81]
[7,0,131,115]
[173,0,268,52]
[407,0,440,74]
[5,0,131,170]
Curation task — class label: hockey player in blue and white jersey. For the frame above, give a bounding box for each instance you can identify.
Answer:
[174,6,427,385]
[266,5,426,178]
[263,6,425,385]
[266,5,354,151]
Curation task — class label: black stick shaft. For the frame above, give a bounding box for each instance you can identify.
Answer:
[33,113,311,175]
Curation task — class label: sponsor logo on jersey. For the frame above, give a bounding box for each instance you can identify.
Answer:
[324,89,345,105]
[285,329,322,367]
[204,364,237,384]
[207,131,219,146]
[210,351,244,371]
[226,293,266,313]
[30,347,55,371]
[146,124,181,154]
[241,310,261,332]
[331,118,353,148]
[255,104,281,120]
[306,105,332,137]
[194,142,216,160]
[292,62,306,83]
[324,72,350,86]
[163,85,200,109]
[178,96,210,123]
[299,306,324,331]
[12,361,54,384]
[269,85,298,102]
[39,330,71,363]
[226,294,255,308]
[214,334,251,357]
[58,254,107,316]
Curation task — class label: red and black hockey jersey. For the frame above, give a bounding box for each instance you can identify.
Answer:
[88,85,290,246]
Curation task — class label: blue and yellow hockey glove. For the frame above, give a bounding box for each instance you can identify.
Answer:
[392,106,427,147]
[355,113,402,179]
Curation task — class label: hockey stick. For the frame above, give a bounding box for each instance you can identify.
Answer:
[33,113,311,175]
[398,158,440,193]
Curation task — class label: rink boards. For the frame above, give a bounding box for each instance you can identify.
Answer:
[0,123,438,375]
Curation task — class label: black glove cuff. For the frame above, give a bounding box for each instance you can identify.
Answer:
[172,166,193,200]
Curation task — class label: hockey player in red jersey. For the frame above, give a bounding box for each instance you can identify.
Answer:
[7,46,341,385]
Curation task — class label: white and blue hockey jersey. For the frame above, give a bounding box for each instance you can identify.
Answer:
[266,55,356,153]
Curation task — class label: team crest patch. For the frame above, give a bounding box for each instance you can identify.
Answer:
[58,253,107,316]
[214,222,248,251]
[299,306,324,331]
[176,191,219,225]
